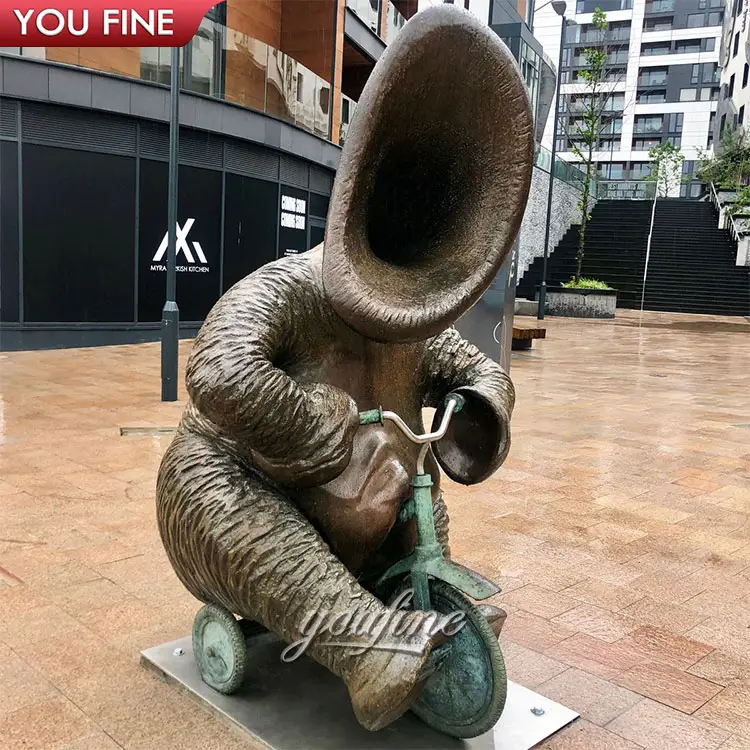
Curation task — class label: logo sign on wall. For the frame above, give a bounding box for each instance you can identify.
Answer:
[151,219,209,273]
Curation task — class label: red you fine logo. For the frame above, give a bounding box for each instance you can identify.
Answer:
[0,1,217,46]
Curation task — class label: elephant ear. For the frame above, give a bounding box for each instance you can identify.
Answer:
[322,4,534,344]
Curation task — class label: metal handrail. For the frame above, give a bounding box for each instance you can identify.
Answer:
[709,181,741,242]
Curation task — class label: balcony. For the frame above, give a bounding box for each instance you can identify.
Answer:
[644,0,675,14]
[1,22,333,141]
[633,120,664,134]
[347,0,380,35]
[638,74,668,87]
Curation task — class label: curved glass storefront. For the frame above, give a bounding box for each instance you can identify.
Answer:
[1,5,332,140]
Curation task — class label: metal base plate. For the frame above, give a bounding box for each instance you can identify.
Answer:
[141,635,578,750]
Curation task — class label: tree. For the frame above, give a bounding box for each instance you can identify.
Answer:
[640,142,685,311]
[696,126,750,189]
[562,7,626,284]
[647,141,685,198]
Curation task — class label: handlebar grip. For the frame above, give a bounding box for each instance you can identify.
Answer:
[359,408,383,426]
[445,392,465,413]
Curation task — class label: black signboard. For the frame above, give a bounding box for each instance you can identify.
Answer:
[138,160,222,322]
[223,173,278,292]
[0,141,19,322]
[22,145,135,323]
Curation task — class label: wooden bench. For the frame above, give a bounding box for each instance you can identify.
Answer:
[512,325,546,351]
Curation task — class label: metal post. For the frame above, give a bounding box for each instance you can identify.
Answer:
[538,15,567,320]
[161,46,181,402]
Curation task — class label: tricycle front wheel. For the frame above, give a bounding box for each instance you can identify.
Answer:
[389,579,507,738]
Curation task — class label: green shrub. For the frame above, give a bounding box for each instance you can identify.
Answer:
[561,277,611,290]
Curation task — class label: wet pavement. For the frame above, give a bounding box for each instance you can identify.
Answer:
[0,309,749,749]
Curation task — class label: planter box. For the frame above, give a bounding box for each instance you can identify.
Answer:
[537,286,617,319]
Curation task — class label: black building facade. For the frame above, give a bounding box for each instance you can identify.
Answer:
[0,58,337,351]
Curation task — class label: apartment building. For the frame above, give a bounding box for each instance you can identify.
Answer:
[714,0,749,141]
[533,0,723,197]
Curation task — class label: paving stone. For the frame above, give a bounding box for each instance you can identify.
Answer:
[613,661,723,714]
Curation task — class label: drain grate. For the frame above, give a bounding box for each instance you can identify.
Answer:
[120,427,177,436]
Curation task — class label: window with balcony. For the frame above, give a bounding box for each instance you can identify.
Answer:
[633,137,661,150]
[347,0,380,34]
[644,16,673,31]
[677,40,702,54]
[571,20,631,43]
[637,89,666,103]
[634,115,664,134]
[630,162,653,179]
[645,0,675,12]
[641,42,671,56]
[576,0,632,11]
[639,68,668,86]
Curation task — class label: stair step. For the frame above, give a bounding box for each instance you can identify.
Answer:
[519,198,749,315]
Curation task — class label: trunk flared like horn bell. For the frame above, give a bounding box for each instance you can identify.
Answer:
[322,4,534,343]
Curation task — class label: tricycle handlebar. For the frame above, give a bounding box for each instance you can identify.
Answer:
[358,393,465,445]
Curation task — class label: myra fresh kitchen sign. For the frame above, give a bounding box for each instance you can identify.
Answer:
[150,219,210,273]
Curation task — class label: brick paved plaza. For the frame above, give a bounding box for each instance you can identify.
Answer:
[1,310,749,749]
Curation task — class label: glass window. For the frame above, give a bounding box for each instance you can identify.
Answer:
[708,11,723,24]
[666,136,681,147]
[741,105,746,125]
[679,88,698,101]
[700,87,712,100]
[687,13,705,26]
[639,68,668,86]
[705,38,716,51]
[720,113,727,136]
[667,113,683,132]
[634,115,664,133]
[734,32,741,57]
[702,62,719,83]
[609,163,624,179]
[744,62,749,88]
[730,73,736,97]
[642,42,671,56]
[699,0,707,7]
[677,39,702,54]
[633,137,661,150]
[691,64,700,84]
[644,17,673,30]
[637,89,666,103]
